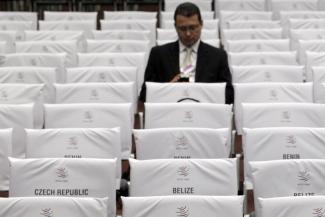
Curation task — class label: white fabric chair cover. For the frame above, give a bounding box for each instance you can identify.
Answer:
[0,128,12,190]
[298,40,325,64]
[0,12,37,29]
[86,39,150,54]
[313,66,325,103]
[129,158,238,196]
[104,11,157,20]
[122,196,244,217]
[9,157,116,217]
[25,127,121,189]
[16,40,78,67]
[39,21,96,39]
[258,196,325,217]
[229,51,298,66]
[164,0,212,11]
[216,0,265,12]
[268,0,318,19]
[1,53,67,83]
[44,11,97,21]
[0,104,34,158]
[54,82,136,113]
[0,197,108,217]
[66,66,137,84]
[134,128,230,159]
[242,103,325,129]
[231,65,305,83]
[44,103,133,159]
[157,28,219,41]
[234,82,313,134]
[290,29,325,51]
[92,29,151,40]
[226,20,280,29]
[226,39,290,52]
[289,18,325,30]
[306,52,325,81]
[243,127,325,189]
[0,41,8,54]
[146,82,226,103]
[78,52,145,93]
[0,31,17,53]
[250,159,325,217]
[0,21,34,41]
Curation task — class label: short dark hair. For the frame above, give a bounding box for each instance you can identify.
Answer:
[173,2,202,24]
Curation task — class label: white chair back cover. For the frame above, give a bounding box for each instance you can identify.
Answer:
[226,20,280,29]
[226,39,290,52]
[243,127,325,189]
[44,103,133,159]
[0,31,16,53]
[0,12,37,29]
[122,196,244,217]
[269,0,318,19]
[0,197,108,217]
[129,158,238,196]
[258,196,325,217]
[231,65,304,83]
[242,103,325,129]
[289,18,325,30]
[0,104,34,158]
[134,128,230,159]
[9,157,116,217]
[0,128,12,190]
[92,30,151,46]
[216,0,265,12]
[306,52,325,81]
[290,29,325,51]
[313,66,325,103]
[234,82,313,134]
[298,40,325,64]
[146,82,226,103]
[164,0,212,11]
[104,11,157,20]
[44,11,97,21]
[86,40,150,54]
[0,21,34,41]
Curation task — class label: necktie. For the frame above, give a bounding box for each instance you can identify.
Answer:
[182,48,192,69]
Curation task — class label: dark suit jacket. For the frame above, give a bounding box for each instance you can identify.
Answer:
[139,40,234,104]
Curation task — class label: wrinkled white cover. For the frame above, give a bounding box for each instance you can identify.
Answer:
[78,52,145,92]
[122,196,244,217]
[243,127,325,189]
[86,40,150,54]
[44,11,97,21]
[250,159,325,217]
[258,196,325,217]
[0,197,108,217]
[0,12,37,29]
[146,82,226,103]
[157,28,219,40]
[216,0,265,12]
[25,127,121,189]
[235,83,313,134]
[104,11,157,20]
[0,104,33,158]
[129,158,238,196]
[219,11,272,29]
[134,128,230,159]
[231,65,304,83]
[229,51,298,66]
[54,82,136,113]
[290,29,325,51]
[226,20,280,29]
[306,52,325,81]
[39,21,96,39]
[16,40,78,67]
[226,39,290,52]
[313,66,325,103]
[44,103,133,159]
[92,30,150,40]
[298,40,325,64]
[0,129,12,190]
[289,18,325,30]
[161,20,219,31]
[242,103,325,129]
[0,21,34,41]
[164,0,212,11]
[270,0,318,19]
[0,31,17,53]
[9,157,116,217]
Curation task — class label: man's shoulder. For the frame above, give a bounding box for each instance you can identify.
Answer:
[200,41,225,54]
[151,41,178,52]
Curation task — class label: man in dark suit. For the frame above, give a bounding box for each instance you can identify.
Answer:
[139,2,233,104]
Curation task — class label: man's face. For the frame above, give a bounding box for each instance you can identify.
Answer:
[175,14,202,48]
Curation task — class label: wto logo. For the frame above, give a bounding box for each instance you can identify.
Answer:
[40,208,54,217]
[264,71,271,81]
[89,89,99,100]
[286,135,297,145]
[175,136,188,149]
[16,72,24,82]
[0,90,8,100]
[30,59,37,66]
[281,111,291,122]
[177,166,190,177]
[42,46,49,52]
[108,59,115,66]
[183,111,194,122]
[56,167,68,179]
[269,89,278,100]
[176,206,189,217]
[98,73,106,82]
[83,111,93,123]
[313,208,325,217]
[182,89,190,97]
[297,169,311,184]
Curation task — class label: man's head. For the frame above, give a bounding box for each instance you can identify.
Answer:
[174,2,203,48]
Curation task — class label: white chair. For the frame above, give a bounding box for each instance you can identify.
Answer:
[164,0,212,12]
[298,40,325,64]
[306,52,325,81]
[9,157,116,217]
[44,11,97,21]
[0,21,34,41]
[44,103,133,159]
[288,18,325,30]
[226,39,290,52]
[0,41,8,54]
[234,83,313,134]
[312,66,325,103]
[123,196,244,217]
[0,12,37,29]
[39,21,96,39]
[129,158,238,196]
[145,82,226,103]
[231,65,305,83]
[25,127,121,189]
[258,196,325,217]
[268,0,318,19]
[16,40,78,67]
[104,11,157,20]
[216,0,266,12]
[250,159,325,217]
[0,104,34,158]
[226,20,280,29]
[77,53,146,93]
[242,103,325,129]
[0,128,12,191]
[228,51,298,66]
[243,127,325,190]
[0,197,108,217]
[290,29,325,51]
[134,128,230,159]
[0,31,18,53]
[91,29,151,42]
[54,82,136,113]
